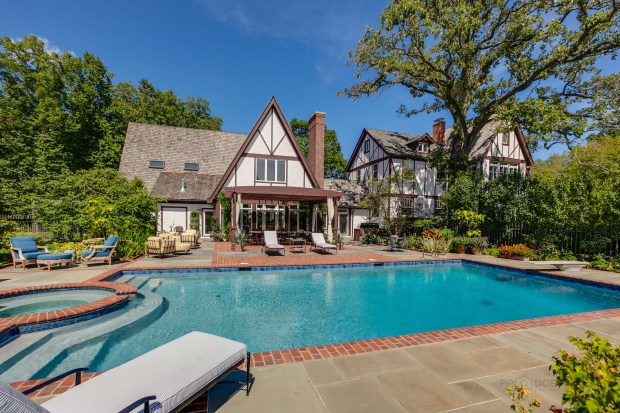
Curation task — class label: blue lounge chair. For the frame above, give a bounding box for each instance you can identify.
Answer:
[9,236,49,269]
[81,235,119,266]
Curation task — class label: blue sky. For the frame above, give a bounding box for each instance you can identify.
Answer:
[1,0,600,161]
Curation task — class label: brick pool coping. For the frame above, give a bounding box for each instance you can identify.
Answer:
[5,254,620,408]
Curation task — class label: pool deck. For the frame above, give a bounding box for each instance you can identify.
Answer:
[2,241,620,412]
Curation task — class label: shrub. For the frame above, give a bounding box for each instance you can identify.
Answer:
[48,241,89,257]
[0,219,17,238]
[0,249,11,265]
[483,246,500,256]
[115,230,152,258]
[469,236,489,250]
[498,244,533,257]
[453,210,485,235]
[588,254,620,273]
[451,236,472,251]
[407,236,423,249]
[190,211,200,232]
[550,331,620,412]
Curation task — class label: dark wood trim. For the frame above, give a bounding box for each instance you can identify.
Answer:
[243,153,299,161]
[209,97,320,202]
[349,155,391,172]
[514,125,534,166]
[485,156,527,163]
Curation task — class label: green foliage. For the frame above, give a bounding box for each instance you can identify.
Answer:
[289,118,348,179]
[115,230,152,258]
[453,210,485,236]
[0,220,17,237]
[235,230,247,246]
[438,173,482,218]
[0,231,45,249]
[0,249,10,265]
[190,211,200,232]
[0,35,222,215]
[451,236,472,250]
[588,255,620,273]
[341,1,620,166]
[217,192,231,229]
[34,169,159,241]
[48,241,89,257]
[483,246,500,257]
[506,384,541,413]
[550,331,620,412]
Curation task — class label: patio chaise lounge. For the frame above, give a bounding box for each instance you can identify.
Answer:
[263,231,285,255]
[1,331,251,413]
[9,236,49,269]
[80,235,119,266]
[311,233,337,254]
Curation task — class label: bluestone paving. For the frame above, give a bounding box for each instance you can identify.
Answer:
[317,377,407,413]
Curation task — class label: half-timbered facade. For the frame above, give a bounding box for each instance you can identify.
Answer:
[120,97,342,239]
[339,119,533,234]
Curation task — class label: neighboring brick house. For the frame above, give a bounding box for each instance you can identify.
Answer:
[330,119,534,237]
[119,98,342,238]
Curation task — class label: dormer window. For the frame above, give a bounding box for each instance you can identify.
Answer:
[149,160,165,169]
[363,140,370,153]
[184,162,199,171]
[417,142,428,153]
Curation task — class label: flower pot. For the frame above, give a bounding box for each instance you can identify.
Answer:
[231,243,236,251]
[455,246,466,254]
[468,247,483,255]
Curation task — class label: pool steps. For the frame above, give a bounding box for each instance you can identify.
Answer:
[0,288,163,382]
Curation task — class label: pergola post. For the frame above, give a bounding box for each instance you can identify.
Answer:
[230,192,237,242]
[332,197,339,241]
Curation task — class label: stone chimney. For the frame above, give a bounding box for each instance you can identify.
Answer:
[432,118,446,145]
[308,112,325,189]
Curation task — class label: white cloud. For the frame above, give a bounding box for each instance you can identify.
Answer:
[195,0,370,81]
[11,35,74,56]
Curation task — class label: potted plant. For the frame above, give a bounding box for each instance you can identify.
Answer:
[451,236,470,254]
[235,231,247,252]
[335,232,346,250]
[498,244,533,261]
[468,236,489,255]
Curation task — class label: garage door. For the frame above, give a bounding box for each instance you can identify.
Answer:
[161,207,187,232]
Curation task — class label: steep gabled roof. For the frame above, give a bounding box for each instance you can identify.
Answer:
[324,179,367,207]
[365,128,423,157]
[208,97,321,202]
[119,122,246,193]
[151,172,222,201]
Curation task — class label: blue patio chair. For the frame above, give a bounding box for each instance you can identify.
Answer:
[81,235,119,266]
[9,236,49,269]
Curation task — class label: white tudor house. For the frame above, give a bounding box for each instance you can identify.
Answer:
[119,97,343,240]
[324,118,534,238]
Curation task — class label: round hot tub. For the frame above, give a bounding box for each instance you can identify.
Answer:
[0,289,114,318]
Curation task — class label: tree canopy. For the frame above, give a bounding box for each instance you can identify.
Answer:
[290,118,348,179]
[341,0,620,168]
[0,35,222,214]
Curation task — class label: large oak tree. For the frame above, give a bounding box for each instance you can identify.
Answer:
[341,0,620,169]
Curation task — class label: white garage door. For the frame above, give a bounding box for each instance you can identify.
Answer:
[161,207,187,232]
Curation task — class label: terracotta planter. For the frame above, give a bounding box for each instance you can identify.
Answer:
[231,243,236,251]
[467,247,483,255]
[455,246,466,254]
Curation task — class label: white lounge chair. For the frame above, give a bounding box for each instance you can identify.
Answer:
[311,233,337,254]
[1,332,251,413]
[263,231,285,255]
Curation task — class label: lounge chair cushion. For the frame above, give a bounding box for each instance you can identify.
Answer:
[41,332,247,413]
[10,236,40,254]
[80,250,111,258]
[37,253,73,261]
[103,236,119,247]
[0,380,51,413]
[20,251,48,260]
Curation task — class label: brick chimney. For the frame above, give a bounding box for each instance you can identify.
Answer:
[432,118,446,145]
[308,112,325,189]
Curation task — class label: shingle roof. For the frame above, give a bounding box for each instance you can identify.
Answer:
[119,122,246,194]
[325,179,367,207]
[150,172,222,201]
[364,128,425,157]
[465,122,500,161]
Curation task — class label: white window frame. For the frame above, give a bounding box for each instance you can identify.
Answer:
[256,158,286,183]
[363,140,370,153]
[417,142,428,153]
[501,133,509,145]
[490,161,500,179]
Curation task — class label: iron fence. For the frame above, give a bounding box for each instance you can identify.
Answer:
[0,214,48,234]
[482,222,620,257]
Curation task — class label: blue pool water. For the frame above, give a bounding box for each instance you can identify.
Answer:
[35,262,620,378]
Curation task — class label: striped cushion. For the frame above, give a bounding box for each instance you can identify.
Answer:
[0,381,50,413]
[42,332,247,413]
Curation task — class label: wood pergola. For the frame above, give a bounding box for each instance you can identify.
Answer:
[223,186,342,240]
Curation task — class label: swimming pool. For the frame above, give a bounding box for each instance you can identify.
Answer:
[8,261,620,380]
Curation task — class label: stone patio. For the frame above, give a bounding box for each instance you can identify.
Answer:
[2,241,620,412]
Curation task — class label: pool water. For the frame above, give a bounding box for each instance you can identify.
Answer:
[33,263,620,378]
[0,290,113,318]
